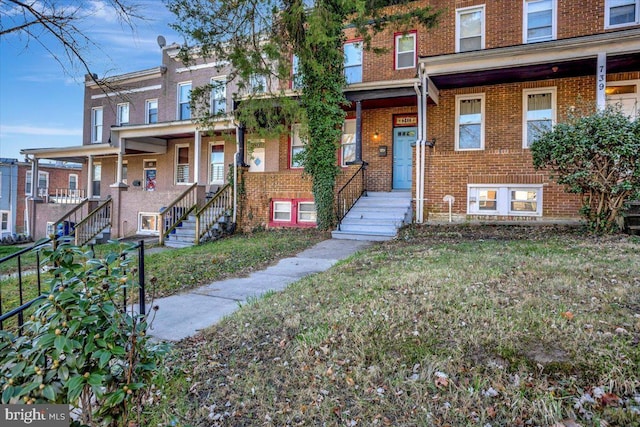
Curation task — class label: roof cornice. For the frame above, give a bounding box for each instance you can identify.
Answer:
[85,67,166,88]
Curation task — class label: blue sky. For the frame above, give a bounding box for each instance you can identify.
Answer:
[0,0,181,161]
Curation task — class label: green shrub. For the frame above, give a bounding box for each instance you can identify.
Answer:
[0,242,166,426]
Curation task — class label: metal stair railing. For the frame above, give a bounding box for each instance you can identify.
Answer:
[74,197,112,246]
[51,198,90,247]
[159,183,198,245]
[195,183,233,244]
[336,164,367,229]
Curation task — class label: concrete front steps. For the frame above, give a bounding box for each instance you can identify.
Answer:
[332,191,412,241]
[165,215,197,249]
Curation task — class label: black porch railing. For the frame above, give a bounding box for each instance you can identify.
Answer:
[336,164,367,229]
[0,240,146,333]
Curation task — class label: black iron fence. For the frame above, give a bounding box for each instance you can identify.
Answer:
[0,240,146,333]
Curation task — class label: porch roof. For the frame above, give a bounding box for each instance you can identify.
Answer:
[20,143,118,163]
[420,28,640,89]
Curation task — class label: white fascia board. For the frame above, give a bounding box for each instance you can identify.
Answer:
[86,67,165,88]
[420,28,640,76]
[344,78,419,91]
[91,84,162,100]
[21,144,118,159]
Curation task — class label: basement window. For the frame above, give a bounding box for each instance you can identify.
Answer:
[270,199,317,228]
[138,212,159,235]
[468,185,543,216]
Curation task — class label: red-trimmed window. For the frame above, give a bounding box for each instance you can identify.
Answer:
[270,199,317,227]
[395,31,416,70]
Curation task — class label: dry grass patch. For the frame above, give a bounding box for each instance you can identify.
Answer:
[144,225,640,427]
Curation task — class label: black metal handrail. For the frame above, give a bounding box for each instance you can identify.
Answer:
[336,164,367,228]
[0,240,146,333]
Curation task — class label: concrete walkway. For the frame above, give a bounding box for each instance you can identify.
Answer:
[145,239,372,341]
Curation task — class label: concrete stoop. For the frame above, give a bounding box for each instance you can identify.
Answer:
[332,191,412,241]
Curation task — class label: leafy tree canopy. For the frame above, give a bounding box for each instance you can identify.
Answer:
[167,0,440,229]
[531,106,640,233]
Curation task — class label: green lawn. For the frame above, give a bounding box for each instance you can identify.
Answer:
[142,225,640,427]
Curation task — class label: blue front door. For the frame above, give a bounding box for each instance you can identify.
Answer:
[393,127,416,189]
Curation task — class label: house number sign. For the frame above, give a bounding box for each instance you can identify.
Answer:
[393,114,418,127]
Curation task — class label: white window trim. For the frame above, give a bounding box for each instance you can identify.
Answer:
[341,118,357,166]
[467,184,543,216]
[177,82,192,120]
[1,210,11,234]
[68,173,78,190]
[395,32,416,70]
[146,99,158,124]
[455,5,485,53]
[606,79,640,117]
[344,41,363,84]
[209,142,225,185]
[137,212,160,235]
[91,107,103,143]
[605,0,640,28]
[290,124,306,169]
[297,201,317,223]
[522,87,557,149]
[117,102,130,126]
[25,171,49,196]
[175,144,190,185]
[523,0,557,43]
[210,76,227,115]
[272,201,292,222]
[455,93,485,151]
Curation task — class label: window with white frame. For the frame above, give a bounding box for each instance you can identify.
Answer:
[455,94,485,150]
[211,78,227,115]
[291,55,303,90]
[178,82,191,120]
[524,0,556,43]
[249,75,267,93]
[395,32,416,70]
[456,5,485,52]
[91,107,103,143]
[117,103,130,125]
[468,185,543,216]
[209,144,224,184]
[138,212,159,235]
[344,41,363,84]
[175,145,190,184]
[341,119,356,166]
[606,80,639,117]
[1,211,9,234]
[605,0,639,27]
[523,87,556,148]
[25,171,49,196]
[122,161,128,185]
[297,202,317,223]
[290,124,307,168]
[272,201,292,222]
[68,174,78,191]
[146,99,158,124]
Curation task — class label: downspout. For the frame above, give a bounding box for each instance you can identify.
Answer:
[420,63,428,223]
[413,82,423,223]
[234,128,239,224]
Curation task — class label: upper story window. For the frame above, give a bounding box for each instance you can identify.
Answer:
[523,88,556,148]
[210,78,227,115]
[455,94,485,150]
[395,31,416,70]
[178,82,191,120]
[175,145,190,184]
[344,41,363,84]
[606,0,639,27]
[249,74,267,94]
[117,103,129,125]
[146,99,158,124]
[25,171,49,196]
[341,119,356,166]
[291,55,303,90]
[456,5,485,52]
[91,107,103,143]
[290,124,306,168]
[524,0,556,43]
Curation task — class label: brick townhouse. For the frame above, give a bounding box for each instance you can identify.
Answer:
[21,0,640,243]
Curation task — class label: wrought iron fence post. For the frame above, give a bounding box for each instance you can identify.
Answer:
[138,240,145,316]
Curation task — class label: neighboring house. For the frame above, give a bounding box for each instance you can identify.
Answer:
[0,158,82,238]
[21,0,640,242]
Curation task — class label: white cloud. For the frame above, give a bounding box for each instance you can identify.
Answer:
[0,125,82,137]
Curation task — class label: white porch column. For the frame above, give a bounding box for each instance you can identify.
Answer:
[30,157,40,200]
[597,52,607,110]
[116,151,123,184]
[194,130,201,184]
[87,155,94,199]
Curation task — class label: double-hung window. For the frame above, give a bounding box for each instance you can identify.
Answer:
[178,82,191,120]
[211,78,227,115]
[341,119,356,166]
[291,55,303,90]
[456,6,485,52]
[146,99,158,124]
[606,80,639,117]
[25,171,49,196]
[524,0,556,43]
[290,124,306,168]
[523,88,556,148]
[249,75,267,94]
[344,41,363,84]
[175,145,190,184]
[1,211,9,235]
[605,0,639,27]
[455,94,485,150]
[117,103,130,125]
[395,31,416,70]
[91,107,103,143]
[68,174,78,191]
[209,144,224,185]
